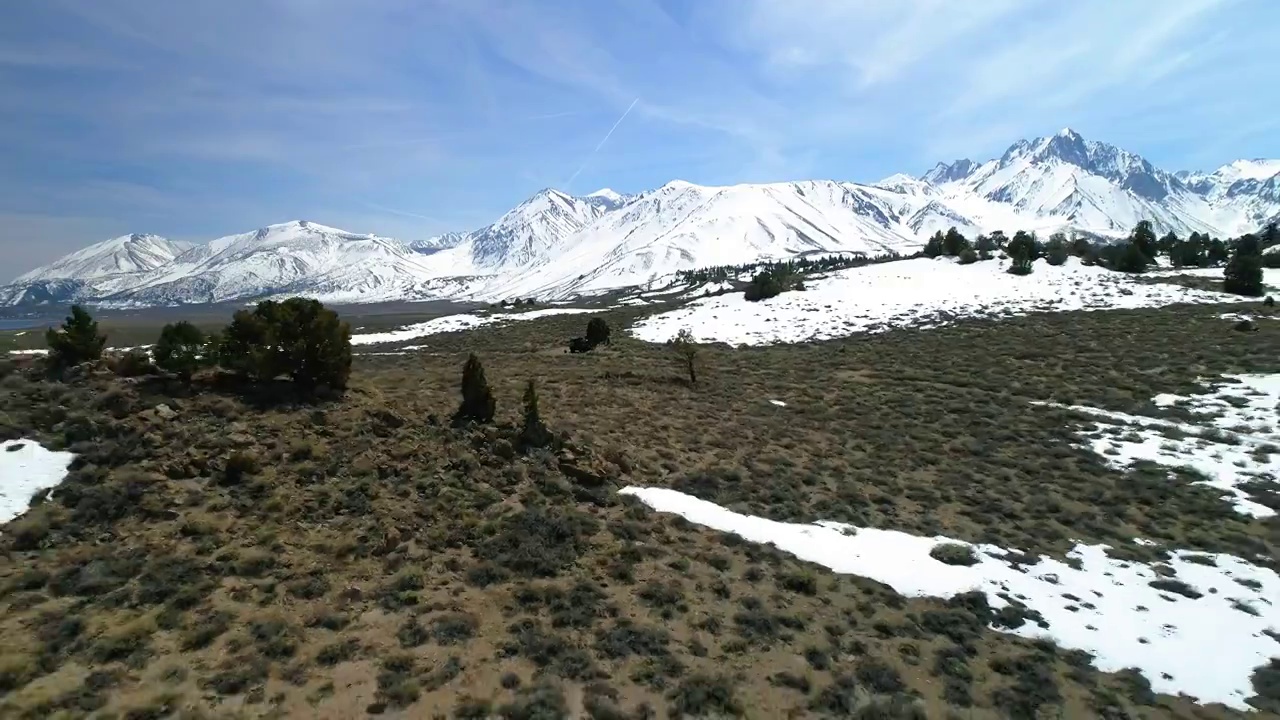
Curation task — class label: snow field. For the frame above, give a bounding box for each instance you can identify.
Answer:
[619,486,1279,710]
[351,307,596,345]
[1045,374,1280,519]
[631,256,1253,346]
[0,440,75,524]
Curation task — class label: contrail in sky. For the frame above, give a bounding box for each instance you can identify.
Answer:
[565,97,640,190]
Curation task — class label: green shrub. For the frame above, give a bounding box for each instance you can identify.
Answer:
[452,353,496,426]
[217,298,351,391]
[46,305,106,371]
[744,271,783,301]
[957,248,978,265]
[585,318,611,347]
[154,321,206,382]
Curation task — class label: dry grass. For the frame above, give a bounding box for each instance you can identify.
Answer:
[0,300,1277,718]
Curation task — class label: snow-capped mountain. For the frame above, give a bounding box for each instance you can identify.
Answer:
[5,129,1278,307]
[15,233,191,283]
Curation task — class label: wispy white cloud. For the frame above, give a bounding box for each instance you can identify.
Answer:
[1,0,1278,274]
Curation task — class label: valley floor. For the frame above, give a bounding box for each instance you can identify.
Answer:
[0,274,1278,718]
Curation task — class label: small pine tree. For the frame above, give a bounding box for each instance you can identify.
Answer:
[1069,235,1092,257]
[1007,246,1033,275]
[1007,231,1039,262]
[1224,234,1264,296]
[1157,231,1181,257]
[518,379,552,449]
[670,329,699,386]
[1045,233,1069,266]
[1208,238,1229,265]
[923,231,944,258]
[46,304,107,371]
[1115,241,1149,273]
[1131,220,1158,260]
[942,227,969,257]
[154,321,206,383]
[585,318,611,348]
[453,353,496,425]
[744,271,783,301]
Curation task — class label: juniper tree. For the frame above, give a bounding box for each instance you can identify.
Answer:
[154,321,206,383]
[46,304,107,371]
[1224,234,1264,296]
[585,317,611,348]
[519,379,553,449]
[1131,220,1158,260]
[1045,233,1069,266]
[923,231,944,258]
[453,353,496,425]
[942,227,969,257]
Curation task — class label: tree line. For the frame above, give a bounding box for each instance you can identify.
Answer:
[920,221,1274,295]
[44,297,353,391]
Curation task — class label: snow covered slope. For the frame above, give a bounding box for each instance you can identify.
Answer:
[14,234,190,283]
[4,129,1278,307]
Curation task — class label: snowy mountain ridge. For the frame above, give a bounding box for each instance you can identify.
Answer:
[5,129,1278,307]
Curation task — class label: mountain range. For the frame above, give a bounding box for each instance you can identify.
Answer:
[5,128,1278,308]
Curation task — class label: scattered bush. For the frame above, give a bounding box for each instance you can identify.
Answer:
[46,305,106,371]
[154,321,206,382]
[667,674,741,718]
[452,353,496,426]
[929,543,979,566]
[669,329,699,385]
[111,350,155,378]
[957,248,978,265]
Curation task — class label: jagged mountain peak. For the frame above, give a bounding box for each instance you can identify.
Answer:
[5,127,1279,308]
[923,159,978,185]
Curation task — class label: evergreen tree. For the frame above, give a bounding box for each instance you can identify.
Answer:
[453,353,496,425]
[1224,233,1264,296]
[942,227,969,257]
[1115,241,1149,273]
[585,317,611,348]
[1208,238,1229,265]
[988,230,1009,250]
[154,321,206,383]
[46,304,107,371]
[957,247,978,265]
[1069,235,1092,257]
[1261,222,1279,251]
[1007,231,1038,263]
[216,297,351,391]
[1007,245,1033,275]
[670,329,699,386]
[975,234,995,260]
[1157,231,1181,257]
[744,271,784,301]
[1131,220,1158,260]
[518,379,553,449]
[924,231,944,258]
[1045,233,1069,266]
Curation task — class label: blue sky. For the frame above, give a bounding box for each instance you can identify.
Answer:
[2,0,1277,273]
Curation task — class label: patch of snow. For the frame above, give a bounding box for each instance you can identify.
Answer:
[7,349,48,356]
[769,399,787,407]
[619,486,1279,711]
[632,257,1247,346]
[351,307,596,345]
[0,439,74,524]
[1043,373,1280,518]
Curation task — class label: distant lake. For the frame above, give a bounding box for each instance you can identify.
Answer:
[0,319,42,331]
